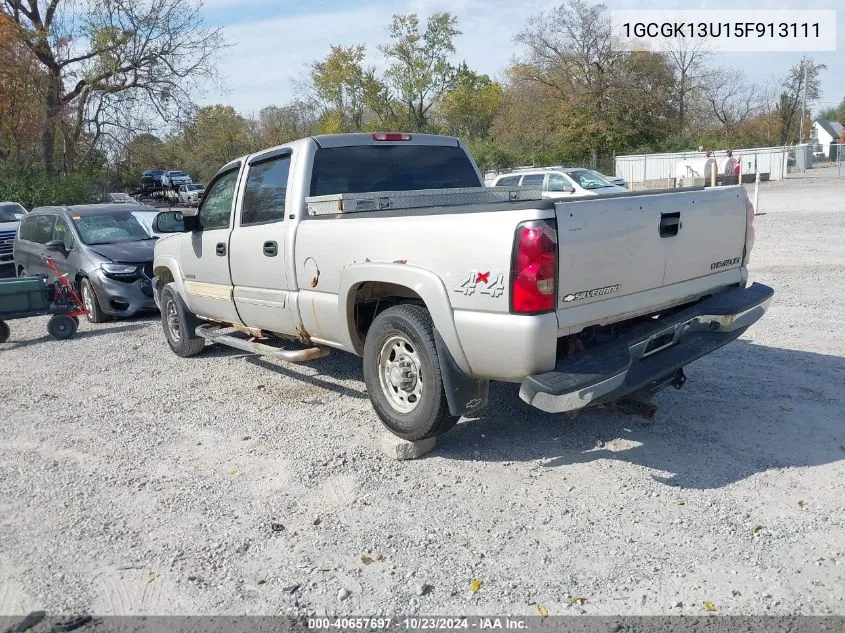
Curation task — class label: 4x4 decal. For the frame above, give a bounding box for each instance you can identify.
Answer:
[454,271,505,298]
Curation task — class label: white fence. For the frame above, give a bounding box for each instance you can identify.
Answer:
[615,146,790,184]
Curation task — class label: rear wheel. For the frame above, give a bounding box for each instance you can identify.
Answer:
[0,320,9,343]
[80,278,110,324]
[160,283,205,357]
[48,314,78,340]
[363,304,459,441]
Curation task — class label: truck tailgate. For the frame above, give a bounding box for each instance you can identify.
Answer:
[555,187,749,333]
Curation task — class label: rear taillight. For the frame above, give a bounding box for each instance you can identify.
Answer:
[743,198,756,265]
[372,133,412,141]
[511,220,558,314]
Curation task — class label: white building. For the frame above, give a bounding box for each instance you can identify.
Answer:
[813,119,844,160]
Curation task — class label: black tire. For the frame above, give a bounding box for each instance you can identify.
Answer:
[363,304,459,441]
[48,314,78,340]
[0,320,9,344]
[160,283,205,357]
[17,266,26,277]
[80,278,111,324]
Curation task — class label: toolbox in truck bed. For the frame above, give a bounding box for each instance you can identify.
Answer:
[306,186,543,216]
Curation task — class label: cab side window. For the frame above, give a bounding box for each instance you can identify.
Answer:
[241,154,291,226]
[199,170,239,230]
[28,215,56,244]
[54,218,75,250]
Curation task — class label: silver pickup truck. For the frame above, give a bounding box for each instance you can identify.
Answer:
[151,133,773,441]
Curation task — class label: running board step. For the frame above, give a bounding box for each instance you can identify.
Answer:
[196,325,329,362]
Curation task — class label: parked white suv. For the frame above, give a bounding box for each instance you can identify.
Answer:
[161,171,193,187]
[178,184,205,206]
[491,168,627,199]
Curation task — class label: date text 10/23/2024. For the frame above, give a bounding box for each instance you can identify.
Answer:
[307,618,527,630]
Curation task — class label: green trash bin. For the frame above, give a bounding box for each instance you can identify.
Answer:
[0,276,50,315]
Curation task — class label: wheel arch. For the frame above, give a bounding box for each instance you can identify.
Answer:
[152,256,188,309]
[338,262,472,375]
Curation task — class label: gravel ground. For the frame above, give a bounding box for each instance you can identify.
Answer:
[1,176,843,617]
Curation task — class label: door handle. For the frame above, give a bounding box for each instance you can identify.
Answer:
[263,241,278,257]
[216,242,227,256]
[659,212,681,238]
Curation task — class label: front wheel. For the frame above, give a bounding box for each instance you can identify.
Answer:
[160,283,205,357]
[0,320,9,344]
[363,304,459,441]
[80,278,110,324]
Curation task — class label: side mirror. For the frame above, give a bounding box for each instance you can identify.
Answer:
[153,210,190,233]
[45,239,68,254]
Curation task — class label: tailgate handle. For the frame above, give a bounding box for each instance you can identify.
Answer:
[263,241,278,257]
[659,212,681,238]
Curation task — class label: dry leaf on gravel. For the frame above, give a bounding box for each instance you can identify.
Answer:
[752,525,763,535]
[703,601,716,612]
[469,579,482,593]
[798,500,807,509]
[537,605,549,617]
[146,571,157,584]
[571,597,586,605]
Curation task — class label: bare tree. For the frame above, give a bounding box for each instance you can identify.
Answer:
[776,57,827,144]
[4,0,224,175]
[702,69,760,142]
[515,0,622,166]
[662,37,711,135]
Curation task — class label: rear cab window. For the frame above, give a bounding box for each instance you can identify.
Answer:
[309,145,482,196]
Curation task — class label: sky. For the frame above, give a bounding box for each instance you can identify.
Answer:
[200,0,845,118]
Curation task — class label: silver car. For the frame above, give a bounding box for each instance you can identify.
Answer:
[491,167,627,199]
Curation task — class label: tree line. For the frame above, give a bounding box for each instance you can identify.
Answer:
[1,0,840,206]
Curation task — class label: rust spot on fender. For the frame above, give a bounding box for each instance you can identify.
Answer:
[393,259,408,264]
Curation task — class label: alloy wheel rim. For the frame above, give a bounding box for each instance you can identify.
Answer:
[82,284,94,314]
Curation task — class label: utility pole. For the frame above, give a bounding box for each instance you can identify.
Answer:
[799,62,808,143]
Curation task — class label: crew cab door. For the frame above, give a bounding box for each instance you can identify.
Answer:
[180,166,242,323]
[229,149,296,334]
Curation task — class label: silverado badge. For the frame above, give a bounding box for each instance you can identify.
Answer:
[563,284,621,303]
